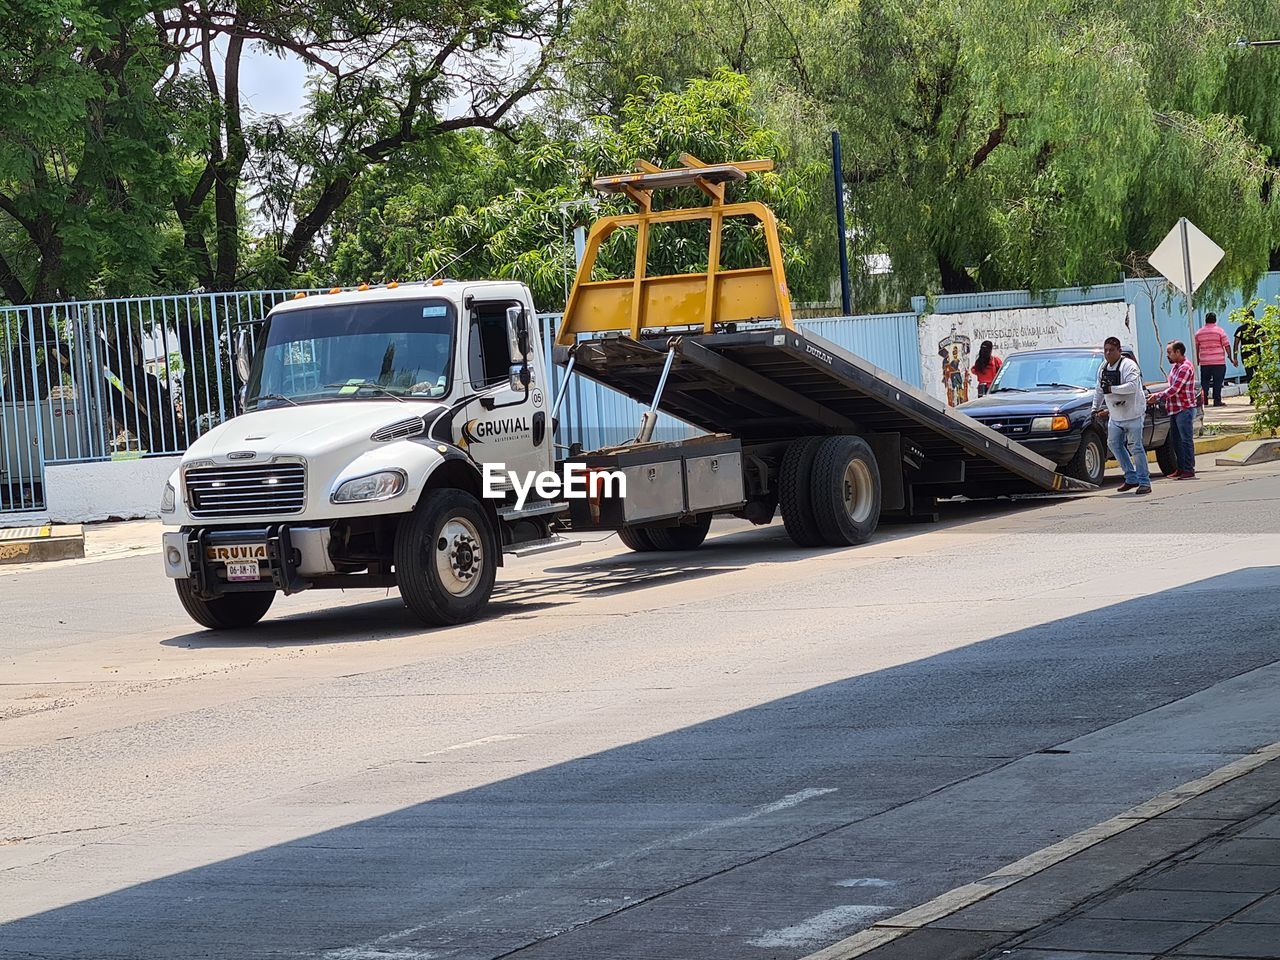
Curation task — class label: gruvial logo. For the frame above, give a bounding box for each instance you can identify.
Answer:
[482,463,627,510]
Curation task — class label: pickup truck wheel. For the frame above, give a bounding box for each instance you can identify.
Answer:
[1155,433,1179,477]
[617,525,659,552]
[644,513,712,551]
[810,436,882,546]
[780,436,826,547]
[395,488,496,626]
[175,580,274,630]
[1068,429,1106,485]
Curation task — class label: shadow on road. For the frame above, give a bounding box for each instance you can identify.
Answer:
[13,566,1280,959]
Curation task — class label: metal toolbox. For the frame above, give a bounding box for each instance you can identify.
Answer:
[563,435,745,529]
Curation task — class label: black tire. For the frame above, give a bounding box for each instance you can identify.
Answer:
[809,436,882,546]
[1067,429,1107,485]
[394,488,497,626]
[617,525,659,552]
[644,513,713,551]
[1155,432,1179,477]
[175,579,274,630]
[779,436,826,547]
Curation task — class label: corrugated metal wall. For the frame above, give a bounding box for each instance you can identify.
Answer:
[1128,273,1280,381]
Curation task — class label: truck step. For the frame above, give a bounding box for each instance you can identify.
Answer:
[497,500,568,521]
[505,535,578,558]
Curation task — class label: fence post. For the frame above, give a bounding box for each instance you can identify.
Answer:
[208,294,228,424]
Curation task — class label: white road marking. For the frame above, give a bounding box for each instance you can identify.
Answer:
[572,786,838,875]
[834,878,896,888]
[747,905,893,948]
[322,787,839,959]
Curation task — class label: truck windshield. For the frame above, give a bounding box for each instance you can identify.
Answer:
[991,352,1102,393]
[244,299,455,408]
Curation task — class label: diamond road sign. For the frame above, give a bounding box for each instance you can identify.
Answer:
[1148,218,1224,296]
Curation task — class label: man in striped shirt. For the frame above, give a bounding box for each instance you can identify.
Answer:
[1147,340,1198,479]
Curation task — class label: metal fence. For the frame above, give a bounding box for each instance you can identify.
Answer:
[0,291,310,513]
[0,290,923,516]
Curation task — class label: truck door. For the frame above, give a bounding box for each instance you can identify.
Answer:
[455,299,553,491]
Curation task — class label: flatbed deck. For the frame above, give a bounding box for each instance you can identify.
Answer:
[559,325,1095,504]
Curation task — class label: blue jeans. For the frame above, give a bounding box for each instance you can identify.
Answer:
[1169,408,1196,473]
[1108,417,1150,486]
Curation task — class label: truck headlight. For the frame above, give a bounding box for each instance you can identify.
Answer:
[331,470,407,503]
[1031,416,1071,432]
[161,482,176,513]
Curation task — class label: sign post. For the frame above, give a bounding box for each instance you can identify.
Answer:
[1148,217,1224,366]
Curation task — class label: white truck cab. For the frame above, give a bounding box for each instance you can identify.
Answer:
[162,280,562,629]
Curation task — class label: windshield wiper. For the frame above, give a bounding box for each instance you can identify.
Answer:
[251,393,299,409]
[991,387,1028,393]
[322,381,406,402]
[1035,382,1087,390]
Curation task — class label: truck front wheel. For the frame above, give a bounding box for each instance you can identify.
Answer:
[395,488,497,626]
[175,580,275,630]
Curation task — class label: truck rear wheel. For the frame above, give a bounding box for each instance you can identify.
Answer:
[810,436,882,546]
[779,436,826,547]
[644,513,712,551]
[395,488,497,626]
[617,525,659,552]
[175,579,275,630]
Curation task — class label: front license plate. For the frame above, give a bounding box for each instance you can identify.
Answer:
[206,544,267,562]
[226,561,260,582]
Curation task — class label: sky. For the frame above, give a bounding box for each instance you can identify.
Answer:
[239,48,311,117]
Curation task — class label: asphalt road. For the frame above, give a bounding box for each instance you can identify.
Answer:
[3,460,1280,960]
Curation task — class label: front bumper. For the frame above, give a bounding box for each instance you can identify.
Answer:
[1015,433,1082,467]
[162,525,335,599]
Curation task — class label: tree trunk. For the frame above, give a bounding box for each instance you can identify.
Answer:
[937,251,978,293]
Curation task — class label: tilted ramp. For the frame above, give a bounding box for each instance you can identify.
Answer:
[561,326,1096,502]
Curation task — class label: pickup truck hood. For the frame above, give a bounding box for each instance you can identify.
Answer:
[185,400,446,460]
[959,389,1092,418]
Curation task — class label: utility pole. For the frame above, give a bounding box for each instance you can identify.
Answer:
[831,131,852,316]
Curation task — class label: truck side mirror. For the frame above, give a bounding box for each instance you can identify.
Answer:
[507,305,530,360]
[234,328,252,384]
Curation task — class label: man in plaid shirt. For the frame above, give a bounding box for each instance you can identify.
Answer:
[1147,340,1198,479]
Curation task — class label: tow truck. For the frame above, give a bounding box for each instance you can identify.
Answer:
[161,157,1094,630]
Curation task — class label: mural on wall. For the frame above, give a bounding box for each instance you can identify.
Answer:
[937,333,972,406]
[918,302,1132,406]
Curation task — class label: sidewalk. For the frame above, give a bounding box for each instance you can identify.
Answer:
[826,752,1280,960]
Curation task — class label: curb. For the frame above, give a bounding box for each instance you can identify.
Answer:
[799,739,1280,960]
[1106,431,1269,468]
[0,524,85,565]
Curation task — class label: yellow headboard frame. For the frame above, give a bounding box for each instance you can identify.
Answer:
[555,155,796,347]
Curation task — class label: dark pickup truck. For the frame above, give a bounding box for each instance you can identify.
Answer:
[958,346,1202,485]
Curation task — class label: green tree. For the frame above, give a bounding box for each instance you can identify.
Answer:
[0,0,567,303]
[561,0,1280,301]
[1230,298,1280,434]
[319,71,831,310]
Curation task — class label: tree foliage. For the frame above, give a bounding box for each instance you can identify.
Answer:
[0,0,1278,309]
[319,71,831,310]
[564,0,1280,300]
[0,0,565,303]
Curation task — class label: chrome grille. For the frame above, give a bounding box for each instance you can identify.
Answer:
[185,462,306,519]
[976,416,1034,436]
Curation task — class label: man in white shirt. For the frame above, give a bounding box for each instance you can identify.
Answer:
[1091,336,1151,494]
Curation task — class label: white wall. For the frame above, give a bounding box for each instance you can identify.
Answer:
[918,301,1134,406]
[44,456,181,524]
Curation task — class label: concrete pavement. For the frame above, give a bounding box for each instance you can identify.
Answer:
[2,459,1280,959]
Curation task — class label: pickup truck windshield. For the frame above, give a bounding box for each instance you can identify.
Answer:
[991,352,1103,393]
[245,299,455,408]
